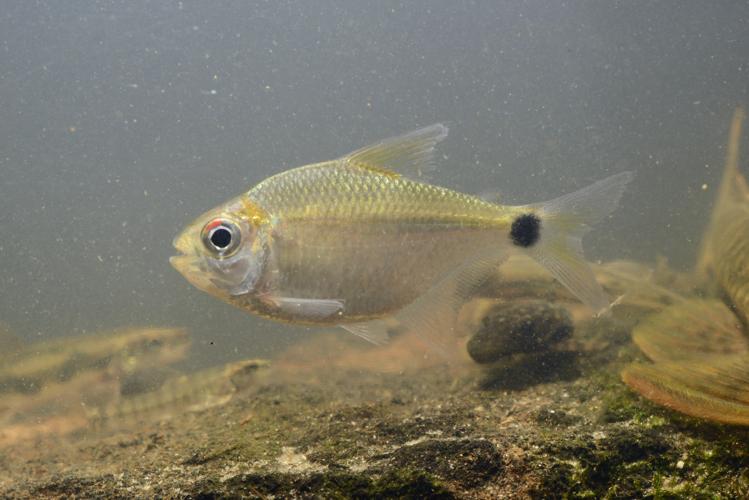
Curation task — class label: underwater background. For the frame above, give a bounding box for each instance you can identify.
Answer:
[2,0,748,370]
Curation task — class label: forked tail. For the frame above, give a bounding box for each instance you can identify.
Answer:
[520,172,634,315]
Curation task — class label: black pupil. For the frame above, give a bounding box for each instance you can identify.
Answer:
[210,227,232,249]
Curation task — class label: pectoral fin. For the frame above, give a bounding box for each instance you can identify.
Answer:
[340,320,392,346]
[262,296,345,320]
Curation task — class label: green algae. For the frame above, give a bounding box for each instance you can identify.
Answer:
[4,309,749,497]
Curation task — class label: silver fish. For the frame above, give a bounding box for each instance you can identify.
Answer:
[171,124,632,345]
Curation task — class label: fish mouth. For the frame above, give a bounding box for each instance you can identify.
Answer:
[169,235,219,294]
[169,253,216,294]
[170,232,197,274]
[169,254,192,273]
[172,231,192,256]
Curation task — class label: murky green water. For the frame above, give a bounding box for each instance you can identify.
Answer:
[2,2,749,497]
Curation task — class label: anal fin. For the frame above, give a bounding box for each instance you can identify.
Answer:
[337,251,506,355]
[340,320,392,346]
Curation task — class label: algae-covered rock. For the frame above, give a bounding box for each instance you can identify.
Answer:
[385,438,502,488]
[467,300,573,364]
[4,330,749,498]
[4,276,749,497]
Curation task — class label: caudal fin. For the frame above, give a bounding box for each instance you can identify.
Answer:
[522,172,634,315]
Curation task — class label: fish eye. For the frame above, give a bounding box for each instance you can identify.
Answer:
[210,227,232,248]
[201,218,241,257]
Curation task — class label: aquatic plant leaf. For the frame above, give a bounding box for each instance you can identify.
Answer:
[344,123,448,180]
[622,356,749,426]
[593,260,684,313]
[632,299,747,363]
[662,355,749,404]
[697,107,746,277]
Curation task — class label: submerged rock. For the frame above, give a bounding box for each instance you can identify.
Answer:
[385,438,502,488]
[4,326,749,498]
[467,300,573,364]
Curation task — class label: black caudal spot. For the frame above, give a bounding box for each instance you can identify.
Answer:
[210,227,232,248]
[510,213,541,247]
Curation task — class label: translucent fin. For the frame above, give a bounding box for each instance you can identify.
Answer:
[340,320,391,346]
[524,171,634,315]
[632,299,748,364]
[343,123,449,180]
[622,356,749,426]
[266,296,345,320]
[528,233,609,315]
[341,253,505,354]
[393,252,507,358]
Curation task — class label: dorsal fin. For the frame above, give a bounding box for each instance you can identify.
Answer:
[343,123,448,180]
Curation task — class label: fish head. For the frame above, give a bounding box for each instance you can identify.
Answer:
[170,195,270,300]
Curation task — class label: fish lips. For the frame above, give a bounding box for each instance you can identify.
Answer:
[170,243,247,299]
[170,234,217,294]
[171,230,194,256]
[170,232,194,276]
[170,254,211,290]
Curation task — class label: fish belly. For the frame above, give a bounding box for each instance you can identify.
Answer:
[260,220,502,323]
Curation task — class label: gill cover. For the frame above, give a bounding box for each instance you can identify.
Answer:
[171,196,270,299]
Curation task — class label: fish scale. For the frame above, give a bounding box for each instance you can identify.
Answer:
[244,161,518,321]
[251,161,504,225]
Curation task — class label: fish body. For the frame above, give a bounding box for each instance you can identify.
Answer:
[243,160,513,323]
[171,125,632,345]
